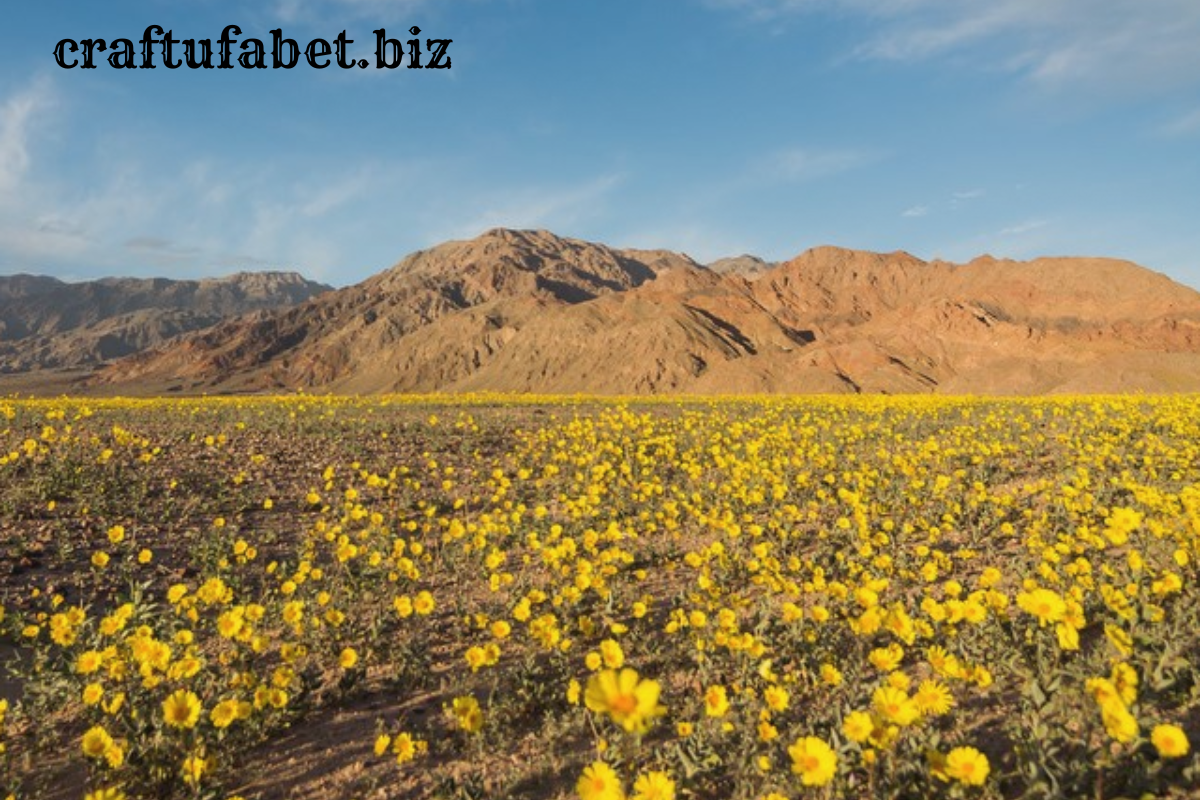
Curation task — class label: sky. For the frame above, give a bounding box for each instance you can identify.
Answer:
[0,0,1198,289]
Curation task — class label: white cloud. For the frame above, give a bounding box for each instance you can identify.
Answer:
[999,218,1048,236]
[901,205,928,218]
[437,172,626,242]
[0,76,456,282]
[299,169,375,218]
[0,217,91,265]
[1160,108,1200,138]
[757,147,881,183]
[0,77,636,286]
[708,0,1200,93]
[0,76,53,201]
[0,82,350,278]
[274,0,434,25]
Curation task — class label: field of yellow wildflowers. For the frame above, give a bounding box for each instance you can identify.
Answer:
[2,394,1200,799]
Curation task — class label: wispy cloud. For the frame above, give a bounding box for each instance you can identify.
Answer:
[1160,108,1200,138]
[0,75,53,202]
[755,146,881,184]
[274,0,436,25]
[0,75,637,285]
[438,172,626,243]
[901,205,928,218]
[707,0,1200,93]
[701,0,816,22]
[952,188,985,201]
[0,76,424,281]
[999,218,1048,236]
[124,236,200,255]
[299,169,375,218]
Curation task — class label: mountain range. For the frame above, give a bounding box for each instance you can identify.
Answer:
[5,228,1200,394]
[0,271,330,374]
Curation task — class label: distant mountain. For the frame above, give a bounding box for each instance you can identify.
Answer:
[84,228,1200,395]
[0,271,331,372]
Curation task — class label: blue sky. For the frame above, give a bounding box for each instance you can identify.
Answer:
[1,0,1198,289]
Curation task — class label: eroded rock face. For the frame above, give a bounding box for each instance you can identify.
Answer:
[83,227,1200,395]
[0,272,331,372]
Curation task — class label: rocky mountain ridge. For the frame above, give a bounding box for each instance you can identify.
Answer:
[85,228,1200,395]
[0,271,331,372]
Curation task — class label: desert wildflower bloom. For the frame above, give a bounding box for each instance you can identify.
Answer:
[926,645,961,679]
[465,646,489,671]
[578,760,625,800]
[913,679,955,717]
[413,590,436,615]
[81,725,114,758]
[704,685,730,717]
[103,741,126,768]
[763,685,789,712]
[1016,588,1066,625]
[182,753,207,785]
[339,647,359,669]
[84,789,126,800]
[1151,724,1189,758]
[82,682,104,706]
[1055,622,1080,650]
[281,601,305,625]
[872,685,920,727]
[162,689,202,729]
[76,650,104,674]
[842,710,875,743]
[944,747,989,786]
[1110,662,1138,706]
[210,699,240,729]
[631,770,675,800]
[788,736,837,787]
[393,732,424,764]
[1100,700,1138,743]
[819,663,842,686]
[600,638,625,669]
[868,643,904,672]
[1086,677,1121,706]
[585,668,664,733]
[451,695,484,734]
[216,610,244,639]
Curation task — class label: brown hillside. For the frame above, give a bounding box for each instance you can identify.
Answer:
[0,271,330,372]
[86,229,1200,395]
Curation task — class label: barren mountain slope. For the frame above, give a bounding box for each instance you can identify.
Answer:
[99,229,701,392]
[89,229,1200,395]
[0,271,330,371]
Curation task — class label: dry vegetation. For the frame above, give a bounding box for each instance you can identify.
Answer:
[2,394,1200,800]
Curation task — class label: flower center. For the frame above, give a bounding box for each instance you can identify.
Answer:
[611,693,637,714]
